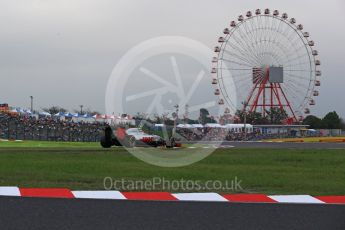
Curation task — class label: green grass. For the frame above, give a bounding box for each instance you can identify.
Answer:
[265,136,345,143]
[0,140,99,148]
[0,141,345,195]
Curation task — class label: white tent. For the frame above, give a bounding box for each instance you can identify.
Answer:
[223,123,253,133]
[10,108,18,113]
[205,123,222,128]
[223,124,253,129]
[64,112,73,117]
[54,112,65,116]
[39,111,51,116]
[82,114,91,118]
[177,124,193,128]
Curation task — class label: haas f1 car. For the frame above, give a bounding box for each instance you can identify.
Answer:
[100,126,178,148]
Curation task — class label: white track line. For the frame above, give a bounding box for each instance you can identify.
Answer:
[72,191,126,199]
[269,195,324,204]
[0,186,20,196]
[172,193,228,202]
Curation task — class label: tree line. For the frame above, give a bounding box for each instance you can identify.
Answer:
[42,106,100,115]
[302,111,345,129]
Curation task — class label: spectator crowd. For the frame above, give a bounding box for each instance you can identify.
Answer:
[0,112,106,142]
[175,127,262,141]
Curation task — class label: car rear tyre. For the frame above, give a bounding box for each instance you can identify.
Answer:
[100,136,112,148]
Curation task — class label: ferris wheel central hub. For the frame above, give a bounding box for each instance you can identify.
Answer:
[253,66,284,84]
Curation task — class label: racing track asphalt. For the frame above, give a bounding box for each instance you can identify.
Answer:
[0,196,344,230]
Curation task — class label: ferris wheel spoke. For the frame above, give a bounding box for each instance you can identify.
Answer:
[267,24,292,63]
[252,16,264,61]
[284,70,312,80]
[243,19,259,55]
[281,22,294,40]
[223,49,257,67]
[285,31,308,57]
[261,33,280,64]
[237,23,263,64]
[284,43,309,60]
[262,18,276,60]
[236,74,256,84]
[284,69,313,72]
[220,58,253,68]
[271,18,284,51]
[248,19,258,45]
[219,71,252,80]
[218,67,252,71]
[230,32,261,65]
[256,51,282,65]
[231,72,253,79]
[283,82,302,97]
[285,84,310,98]
[247,19,279,64]
[256,43,287,64]
[283,50,308,63]
[283,52,310,65]
[230,30,256,55]
[256,17,266,62]
[285,72,311,81]
[282,82,306,100]
[274,29,304,63]
[225,44,259,66]
[223,51,255,67]
[235,80,253,90]
[285,79,310,91]
[284,61,312,68]
[224,37,257,64]
[286,27,303,45]
[261,17,276,63]
[234,85,252,97]
[283,82,309,101]
[277,24,302,57]
[283,54,307,66]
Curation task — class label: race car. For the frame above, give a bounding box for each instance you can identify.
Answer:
[100,126,171,148]
[125,128,165,147]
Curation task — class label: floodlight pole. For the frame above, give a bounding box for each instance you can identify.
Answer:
[30,96,33,112]
[242,101,248,141]
[173,104,179,136]
[80,105,83,115]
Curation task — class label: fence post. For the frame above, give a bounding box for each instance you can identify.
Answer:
[7,119,10,139]
[15,123,18,140]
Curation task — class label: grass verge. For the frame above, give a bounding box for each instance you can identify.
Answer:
[0,141,344,195]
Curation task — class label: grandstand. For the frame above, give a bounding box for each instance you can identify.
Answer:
[0,104,106,142]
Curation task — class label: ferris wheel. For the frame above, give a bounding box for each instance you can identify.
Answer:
[211,9,321,121]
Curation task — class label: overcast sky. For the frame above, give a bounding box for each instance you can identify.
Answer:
[0,0,344,118]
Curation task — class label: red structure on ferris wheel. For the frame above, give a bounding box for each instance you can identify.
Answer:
[247,66,297,120]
